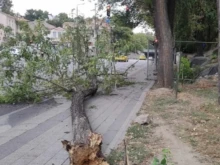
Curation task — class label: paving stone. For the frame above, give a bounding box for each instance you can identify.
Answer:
[11,156,36,165]
[102,130,118,145]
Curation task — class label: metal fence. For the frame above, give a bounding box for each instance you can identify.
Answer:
[146,40,218,98]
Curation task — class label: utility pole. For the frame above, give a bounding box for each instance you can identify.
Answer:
[147,39,149,80]
[94,3,98,56]
[217,0,220,104]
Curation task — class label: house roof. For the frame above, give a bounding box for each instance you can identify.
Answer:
[0,11,28,22]
[51,27,65,31]
[28,21,56,30]
[0,11,15,19]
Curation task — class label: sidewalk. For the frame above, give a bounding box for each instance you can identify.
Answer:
[0,60,154,165]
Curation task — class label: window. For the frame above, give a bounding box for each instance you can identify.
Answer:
[53,32,56,38]
[58,32,62,38]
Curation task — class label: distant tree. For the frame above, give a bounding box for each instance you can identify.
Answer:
[1,0,13,15]
[47,13,74,27]
[130,33,152,53]
[111,26,133,55]
[24,9,49,21]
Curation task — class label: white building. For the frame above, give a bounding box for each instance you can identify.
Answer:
[0,11,18,44]
[47,27,65,42]
[28,21,65,43]
[0,12,28,44]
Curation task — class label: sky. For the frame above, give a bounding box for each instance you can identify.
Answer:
[12,0,154,34]
[12,0,98,18]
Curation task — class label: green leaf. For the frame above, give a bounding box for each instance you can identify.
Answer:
[161,158,167,165]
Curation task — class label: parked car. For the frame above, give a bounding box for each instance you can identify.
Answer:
[115,55,128,62]
[139,54,146,60]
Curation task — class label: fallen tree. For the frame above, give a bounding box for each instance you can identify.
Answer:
[0,19,115,164]
[61,87,109,165]
[0,5,137,164]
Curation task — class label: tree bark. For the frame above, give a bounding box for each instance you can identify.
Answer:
[167,0,176,34]
[62,86,109,165]
[154,0,174,88]
[154,0,164,86]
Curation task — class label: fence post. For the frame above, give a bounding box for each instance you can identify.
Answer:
[175,52,181,99]
[147,39,150,80]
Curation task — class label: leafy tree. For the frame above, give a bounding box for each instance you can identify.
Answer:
[100,0,175,88]
[24,9,49,21]
[0,16,126,164]
[47,13,74,27]
[0,0,13,15]
[106,0,153,29]
[175,0,218,55]
[111,26,133,55]
[0,20,116,102]
[130,33,150,53]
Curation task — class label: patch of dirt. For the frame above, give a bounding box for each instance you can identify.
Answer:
[147,88,173,99]
[141,84,220,165]
[194,78,217,88]
[107,79,220,165]
[154,117,209,165]
[177,92,204,108]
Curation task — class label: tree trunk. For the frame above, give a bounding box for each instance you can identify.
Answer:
[217,0,220,105]
[154,0,164,86]
[154,0,174,88]
[167,0,176,34]
[62,87,109,165]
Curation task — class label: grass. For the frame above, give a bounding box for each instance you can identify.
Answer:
[127,124,150,139]
[107,123,158,165]
[108,78,220,165]
[107,150,124,165]
[190,87,218,100]
[144,83,220,164]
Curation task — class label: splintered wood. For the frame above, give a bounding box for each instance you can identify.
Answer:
[62,133,109,165]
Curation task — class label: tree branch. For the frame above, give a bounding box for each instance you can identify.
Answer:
[33,75,75,93]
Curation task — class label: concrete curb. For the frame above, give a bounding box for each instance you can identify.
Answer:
[104,80,155,155]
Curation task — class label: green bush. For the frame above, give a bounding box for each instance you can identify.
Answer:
[0,84,41,103]
[211,54,217,60]
[179,57,195,81]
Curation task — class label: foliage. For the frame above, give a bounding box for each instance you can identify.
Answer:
[0,0,13,15]
[0,19,114,103]
[152,149,171,165]
[175,0,218,53]
[112,26,133,55]
[24,9,49,21]
[102,0,218,54]
[47,13,74,27]
[100,0,154,29]
[179,57,194,81]
[178,57,201,82]
[130,33,149,52]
